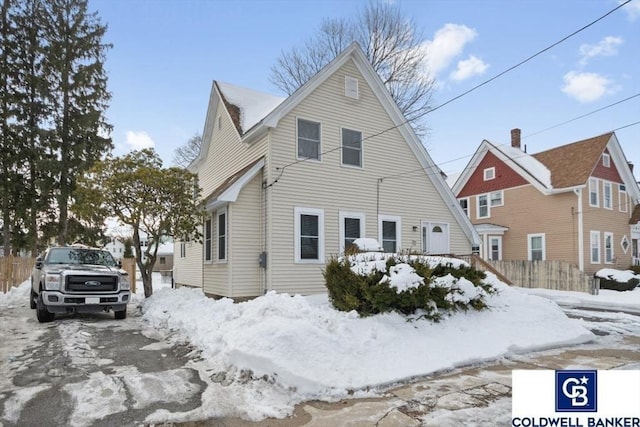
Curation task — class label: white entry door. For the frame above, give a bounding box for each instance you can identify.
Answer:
[422,222,450,254]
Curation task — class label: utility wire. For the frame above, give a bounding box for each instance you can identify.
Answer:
[267,0,633,187]
[524,93,640,138]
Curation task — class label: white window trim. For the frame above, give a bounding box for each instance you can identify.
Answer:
[483,167,495,181]
[490,190,504,207]
[204,216,213,263]
[180,242,186,258]
[296,117,322,162]
[604,232,614,264]
[378,214,402,253]
[619,185,627,213]
[527,233,546,261]
[216,208,228,263]
[590,230,601,264]
[602,153,610,167]
[477,194,490,219]
[603,181,612,210]
[459,197,470,218]
[589,178,599,208]
[339,211,365,254]
[621,235,630,254]
[340,126,364,169]
[345,76,359,99]
[489,236,502,261]
[294,207,325,264]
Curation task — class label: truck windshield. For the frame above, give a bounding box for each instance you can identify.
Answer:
[46,248,117,267]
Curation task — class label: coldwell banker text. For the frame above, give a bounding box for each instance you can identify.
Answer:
[511,417,640,427]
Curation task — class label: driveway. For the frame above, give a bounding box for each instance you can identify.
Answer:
[0,303,206,426]
[1,299,638,426]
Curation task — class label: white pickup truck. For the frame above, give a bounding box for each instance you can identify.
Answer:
[30,245,131,322]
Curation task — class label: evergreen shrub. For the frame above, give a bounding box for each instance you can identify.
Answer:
[324,254,496,321]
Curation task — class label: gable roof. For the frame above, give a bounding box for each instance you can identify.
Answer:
[452,140,553,195]
[203,157,265,211]
[194,42,480,245]
[532,133,611,189]
[453,131,640,203]
[216,82,285,135]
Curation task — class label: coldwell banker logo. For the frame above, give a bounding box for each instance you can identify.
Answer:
[555,370,597,412]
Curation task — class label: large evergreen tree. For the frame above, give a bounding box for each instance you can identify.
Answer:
[40,0,112,245]
[12,0,53,253]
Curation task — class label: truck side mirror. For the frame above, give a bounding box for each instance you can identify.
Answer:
[35,260,43,269]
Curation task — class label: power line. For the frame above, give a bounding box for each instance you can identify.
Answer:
[524,93,640,139]
[267,0,632,187]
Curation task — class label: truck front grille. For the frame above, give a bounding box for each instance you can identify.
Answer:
[65,275,118,292]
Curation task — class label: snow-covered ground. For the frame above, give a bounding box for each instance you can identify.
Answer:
[1,265,638,423]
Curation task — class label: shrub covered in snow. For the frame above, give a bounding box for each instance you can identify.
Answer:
[324,252,496,321]
[595,268,640,292]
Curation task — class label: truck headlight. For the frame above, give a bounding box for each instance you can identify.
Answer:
[120,275,130,290]
[45,274,61,291]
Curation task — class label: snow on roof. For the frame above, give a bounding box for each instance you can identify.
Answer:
[216,81,285,133]
[494,144,552,188]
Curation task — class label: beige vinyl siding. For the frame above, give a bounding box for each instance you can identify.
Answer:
[469,185,579,265]
[198,101,268,199]
[228,172,263,298]
[582,178,633,274]
[203,209,229,297]
[265,59,471,294]
[173,240,203,288]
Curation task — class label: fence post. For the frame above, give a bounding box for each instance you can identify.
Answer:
[590,277,600,295]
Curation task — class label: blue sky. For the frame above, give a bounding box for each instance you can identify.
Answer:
[90,0,640,178]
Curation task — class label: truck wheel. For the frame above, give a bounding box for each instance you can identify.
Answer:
[30,290,37,309]
[36,293,55,323]
[114,307,127,320]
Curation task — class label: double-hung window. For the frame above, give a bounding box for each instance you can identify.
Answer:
[590,231,600,264]
[297,118,321,161]
[619,184,627,212]
[490,191,503,207]
[342,128,362,167]
[459,198,469,217]
[589,178,599,207]
[217,209,227,261]
[603,182,612,210]
[339,212,365,253]
[604,232,614,264]
[379,215,401,253]
[477,194,489,218]
[204,218,212,262]
[528,233,545,261]
[295,207,324,263]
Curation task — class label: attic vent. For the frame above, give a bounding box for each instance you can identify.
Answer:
[345,76,359,99]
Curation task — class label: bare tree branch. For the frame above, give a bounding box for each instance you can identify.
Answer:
[269,0,434,137]
[172,133,202,168]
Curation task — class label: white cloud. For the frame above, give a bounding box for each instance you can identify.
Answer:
[620,0,640,21]
[561,71,617,102]
[422,23,478,76]
[578,36,623,65]
[125,130,155,150]
[450,55,489,81]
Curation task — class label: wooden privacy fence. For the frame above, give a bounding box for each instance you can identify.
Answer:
[1,256,36,293]
[485,259,594,293]
[121,258,137,294]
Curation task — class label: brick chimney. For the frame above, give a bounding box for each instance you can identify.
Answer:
[511,128,521,149]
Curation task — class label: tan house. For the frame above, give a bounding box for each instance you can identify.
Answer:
[173,42,480,298]
[451,129,640,275]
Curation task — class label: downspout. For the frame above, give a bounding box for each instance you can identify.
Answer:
[575,188,584,271]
